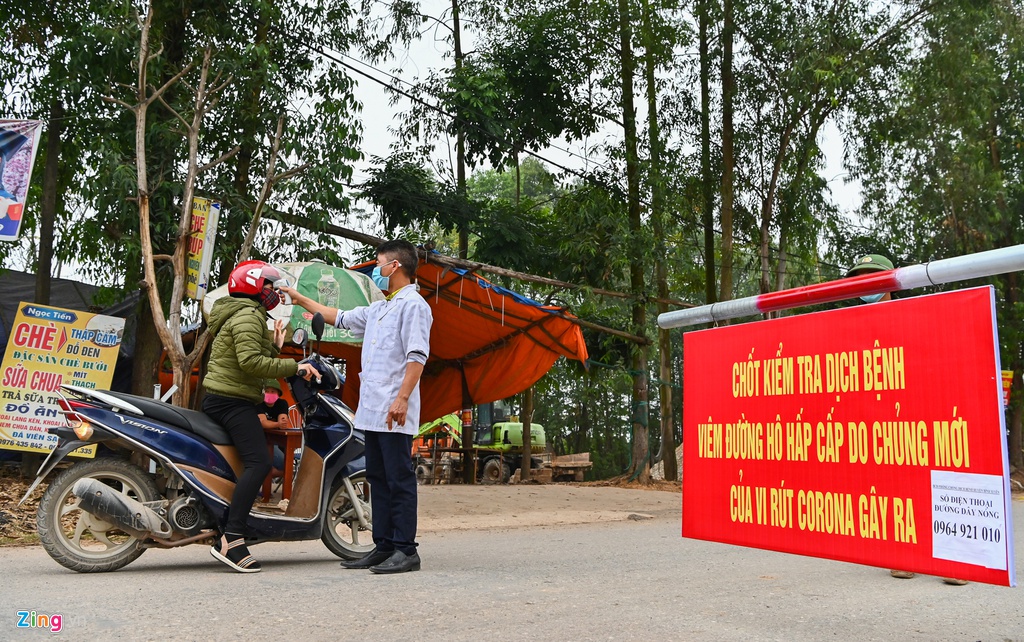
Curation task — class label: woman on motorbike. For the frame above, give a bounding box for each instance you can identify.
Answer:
[203,260,317,573]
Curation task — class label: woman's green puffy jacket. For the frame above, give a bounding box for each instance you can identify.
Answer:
[204,296,298,403]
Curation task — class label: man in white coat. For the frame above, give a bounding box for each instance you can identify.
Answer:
[284,239,432,573]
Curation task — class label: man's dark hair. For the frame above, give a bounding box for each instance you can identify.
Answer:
[376,239,419,279]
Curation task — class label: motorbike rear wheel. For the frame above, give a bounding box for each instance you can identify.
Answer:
[321,474,375,560]
[37,457,159,573]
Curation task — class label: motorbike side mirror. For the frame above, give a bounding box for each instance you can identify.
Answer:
[292,328,307,346]
[311,313,325,341]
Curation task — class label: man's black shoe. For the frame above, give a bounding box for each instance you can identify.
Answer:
[369,550,421,574]
[340,548,392,569]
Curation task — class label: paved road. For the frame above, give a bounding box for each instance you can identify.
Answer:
[1,498,1022,641]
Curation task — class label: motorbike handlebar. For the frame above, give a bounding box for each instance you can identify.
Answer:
[297,355,341,391]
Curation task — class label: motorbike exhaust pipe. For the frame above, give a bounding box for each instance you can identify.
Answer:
[72,478,172,539]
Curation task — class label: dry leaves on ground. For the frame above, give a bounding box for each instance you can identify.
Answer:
[0,467,44,546]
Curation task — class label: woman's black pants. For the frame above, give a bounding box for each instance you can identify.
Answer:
[202,393,272,535]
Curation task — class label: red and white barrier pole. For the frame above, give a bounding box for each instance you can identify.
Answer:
[658,244,1024,329]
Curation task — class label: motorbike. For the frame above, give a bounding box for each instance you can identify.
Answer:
[20,313,374,572]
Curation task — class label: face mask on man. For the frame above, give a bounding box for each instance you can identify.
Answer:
[264,391,280,405]
[371,260,400,291]
[860,293,885,304]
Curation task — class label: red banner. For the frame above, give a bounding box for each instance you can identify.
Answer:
[682,286,1015,586]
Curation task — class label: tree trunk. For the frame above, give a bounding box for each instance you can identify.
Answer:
[617,0,649,482]
[758,123,794,295]
[452,0,468,259]
[219,141,254,282]
[775,222,788,293]
[699,0,716,306]
[127,11,216,409]
[577,387,590,456]
[514,149,521,207]
[36,99,63,304]
[515,151,531,482]
[460,372,476,483]
[521,386,534,481]
[719,0,735,303]
[219,7,269,280]
[631,345,650,481]
[130,295,163,396]
[987,116,1020,469]
[779,115,824,299]
[239,117,291,262]
[1011,370,1023,470]
[1005,271,1023,469]
[764,113,820,299]
[642,0,675,482]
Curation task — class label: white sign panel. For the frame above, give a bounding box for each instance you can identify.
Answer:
[931,470,1009,570]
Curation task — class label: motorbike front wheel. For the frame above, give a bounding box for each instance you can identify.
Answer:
[36,457,159,573]
[321,474,375,560]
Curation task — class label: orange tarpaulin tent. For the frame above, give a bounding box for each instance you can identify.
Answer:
[338,254,590,423]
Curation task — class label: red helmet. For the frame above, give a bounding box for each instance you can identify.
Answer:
[228,260,283,310]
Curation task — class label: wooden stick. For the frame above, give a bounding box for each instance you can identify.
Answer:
[265,209,693,309]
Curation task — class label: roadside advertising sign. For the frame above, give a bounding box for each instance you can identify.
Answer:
[681,286,1015,586]
[0,120,43,243]
[0,303,125,458]
[1001,370,1013,408]
[185,196,221,301]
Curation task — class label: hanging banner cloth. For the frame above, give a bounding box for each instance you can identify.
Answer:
[350,252,590,423]
[0,120,43,242]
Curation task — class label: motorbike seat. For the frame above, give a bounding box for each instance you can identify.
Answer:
[102,391,233,445]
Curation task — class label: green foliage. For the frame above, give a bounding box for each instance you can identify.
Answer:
[467,159,564,274]
[459,8,600,169]
[389,1,599,177]
[550,182,631,288]
[851,0,1023,261]
[846,0,1024,462]
[467,157,560,203]
[0,0,140,275]
[359,152,475,235]
[1,0,365,291]
[531,357,635,478]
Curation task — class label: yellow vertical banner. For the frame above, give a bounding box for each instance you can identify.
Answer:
[0,303,125,457]
[185,196,221,301]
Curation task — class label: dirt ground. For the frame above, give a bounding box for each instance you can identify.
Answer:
[418,480,681,532]
[0,464,681,546]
